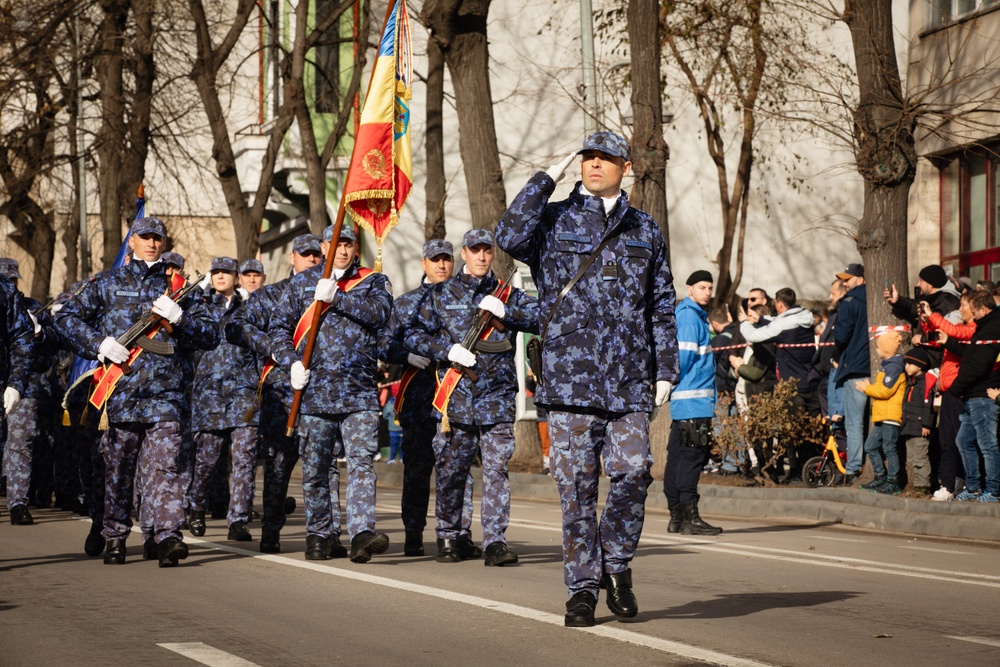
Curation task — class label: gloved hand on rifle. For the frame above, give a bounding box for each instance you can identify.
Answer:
[478,295,506,320]
[3,387,20,415]
[448,344,476,368]
[655,380,673,407]
[28,311,41,336]
[152,295,183,325]
[290,361,311,390]
[98,337,130,365]
[407,353,430,369]
[314,278,342,306]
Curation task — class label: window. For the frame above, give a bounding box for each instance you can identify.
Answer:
[940,148,1000,279]
[927,0,999,28]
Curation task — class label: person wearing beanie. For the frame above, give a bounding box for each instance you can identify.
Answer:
[854,330,905,495]
[900,346,935,495]
[884,263,961,335]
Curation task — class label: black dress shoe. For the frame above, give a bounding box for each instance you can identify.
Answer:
[9,504,33,525]
[142,538,159,560]
[188,510,206,537]
[602,568,638,618]
[260,528,280,554]
[283,497,296,515]
[227,521,253,542]
[456,535,482,560]
[103,538,126,565]
[484,542,518,567]
[158,538,189,567]
[305,535,330,560]
[329,536,348,559]
[84,522,105,557]
[436,538,459,563]
[350,531,389,563]
[404,531,424,557]
[565,591,597,627]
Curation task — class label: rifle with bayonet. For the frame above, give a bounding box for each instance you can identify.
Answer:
[88,272,205,411]
[30,278,92,318]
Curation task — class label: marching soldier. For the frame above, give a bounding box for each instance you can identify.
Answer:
[55,217,219,567]
[406,229,538,565]
[0,262,34,522]
[270,225,393,563]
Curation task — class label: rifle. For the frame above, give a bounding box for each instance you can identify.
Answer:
[89,272,205,411]
[30,277,93,318]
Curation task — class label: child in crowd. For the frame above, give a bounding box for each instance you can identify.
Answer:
[855,331,905,494]
[900,347,935,495]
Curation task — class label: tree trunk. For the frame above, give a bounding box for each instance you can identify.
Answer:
[626,0,669,251]
[424,37,447,240]
[95,0,129,268]
[2,201,55,301]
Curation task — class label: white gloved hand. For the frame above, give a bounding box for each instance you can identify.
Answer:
[152,295,183,324]
[545,152,578,183]
[478,295,506,319]
[3,386,21,415]
[290,361,311,390]
[655,380,673,407]
[50,303,63,314]
[314,278,338,303]
[237,287,250,301]
[28,311,41,335]
[197,274,212,290]
[448,344,477,368]
[98,336,130,365]
[407,352,430,369]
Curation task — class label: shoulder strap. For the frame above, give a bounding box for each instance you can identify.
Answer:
[540,231,619,338]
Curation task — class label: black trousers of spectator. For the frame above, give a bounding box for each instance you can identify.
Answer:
[664,419,711,507]
[400,417,437,533]
[936,393,966,493]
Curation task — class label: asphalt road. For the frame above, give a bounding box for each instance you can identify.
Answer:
[2,488,1000,667]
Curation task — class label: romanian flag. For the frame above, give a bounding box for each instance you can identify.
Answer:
[342,0,412,270]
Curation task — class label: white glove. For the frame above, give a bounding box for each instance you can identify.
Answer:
[407,353,430,369]
[98,336,130,364]
[3,386,20,415]
[28,311,41,335]
[655,380,673,407]
[50,303,63,314]
[448,344,477,368]
[314,278,338,303]
[290,361,311,390]
[478,295,506,319]
[545,152,578,183]
[237,287,250,300]
[197,274,212,290]
[152,295,183,324]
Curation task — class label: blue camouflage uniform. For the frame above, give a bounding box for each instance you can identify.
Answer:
[0,274,35,517]
[405,267,538,549]
[270,260,392,546]
[55,259,219,547]
[496,169,678,601]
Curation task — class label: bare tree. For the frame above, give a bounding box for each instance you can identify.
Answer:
[423,36,447,240]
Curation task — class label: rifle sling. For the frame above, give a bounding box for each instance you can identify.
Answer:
[539,232,619,340]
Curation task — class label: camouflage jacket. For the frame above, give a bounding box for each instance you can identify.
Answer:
[405,269,539,426]
[226,275,292,396]
[495,173,679,413]
[0,276,34,395]
[54,260,219,423]
[20,296,63,402]
[270,263,392,416]
[379,280,437,425]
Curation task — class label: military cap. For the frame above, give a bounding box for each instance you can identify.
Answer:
[578,131,631,161]
[131,217,167,238]
[0,258,21,280]
[240,259,264,274]
[210,256,239,274]
[292,234,322,255]
[463,228,495,248]
[323,224,357,244]
[161,251,185,269]
[423,239,454,259]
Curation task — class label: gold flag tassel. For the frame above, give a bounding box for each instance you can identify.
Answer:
[98,406,109,431]
[61,409,71,426]
[374,242,383,273]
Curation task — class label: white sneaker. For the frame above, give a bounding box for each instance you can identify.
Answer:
[932,488,954,501]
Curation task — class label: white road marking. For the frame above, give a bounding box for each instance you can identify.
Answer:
[900,546,972,555]
[945,636,1000,648]
[158,642,261,667]
[183,537,775,667]
[810,536,869,543]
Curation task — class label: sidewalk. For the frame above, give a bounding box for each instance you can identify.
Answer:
[371,463,1000,542]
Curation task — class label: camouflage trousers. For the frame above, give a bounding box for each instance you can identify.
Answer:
[101,421,185,544]
[189,427,259,525]
[137,425,194,541]
[548,410,652,599]
[400,416,475,535]
[2,397,39,509]
[432,421,513,546]
[298,411,379,539]
[259,386,298,533]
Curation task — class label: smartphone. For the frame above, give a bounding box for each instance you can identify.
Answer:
[740,298,749,313]
[885,278,890,291]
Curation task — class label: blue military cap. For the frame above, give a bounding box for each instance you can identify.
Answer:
[422,239,454,259]
[292,234,322,255]
[132,216,167,238]
[578,131,631,161]
[240,259,264,274]
[161,251,185,269]
[210,256,239,274]
[463,228,495,248]
[0,258,21,280]
[323,224,357,244]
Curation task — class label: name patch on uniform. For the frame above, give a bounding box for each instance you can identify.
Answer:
[304,286,316,293]
[115,290,140,298]
[445,304,470,311]
[557,233,591,243]
[624,240,652,250]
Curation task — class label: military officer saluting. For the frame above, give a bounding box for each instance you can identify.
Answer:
[55,217,219,566]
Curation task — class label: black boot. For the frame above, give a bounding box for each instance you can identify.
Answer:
[158,538,189,568]
[305,535,330,560]
[84,522,105,557]
[9,505,33,525]
[188,510,206,537]
[260,528,280,554]
[436,538,460,563]
[680,500,722,536]
[227,521,253,542]
[602,568,638,618]
[404,530,424,557]
[565,591,597,627]
[484,542,518,567]
[350,531,389,563]
[328,535,348,559]
[142,537,159,560]
[456,534,483,560]
[667,505,682,534]
[103,538,126,565]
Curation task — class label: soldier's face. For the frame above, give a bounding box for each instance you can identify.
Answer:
[211,271,237,294]
[688,281,713,307]
[422,254,454,284]
[290,250,322,273]
[333,240,357,270]
[240,271,265,292]
[580,150,631,199]
[130,233,166,262]
[461,244,494,278]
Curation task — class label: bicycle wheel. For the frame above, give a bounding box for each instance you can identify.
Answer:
[801,456,833,487]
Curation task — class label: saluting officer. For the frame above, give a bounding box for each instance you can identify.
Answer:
[226,234,322,554]
[0,264,35,522]
[187,257,260,541]
[55,217,219,567]
[496,131,679,626]
[406,229,538,566]
[270,225,393,563]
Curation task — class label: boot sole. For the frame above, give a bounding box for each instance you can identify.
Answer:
[484,554,519,567]
[350,534,389,563]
